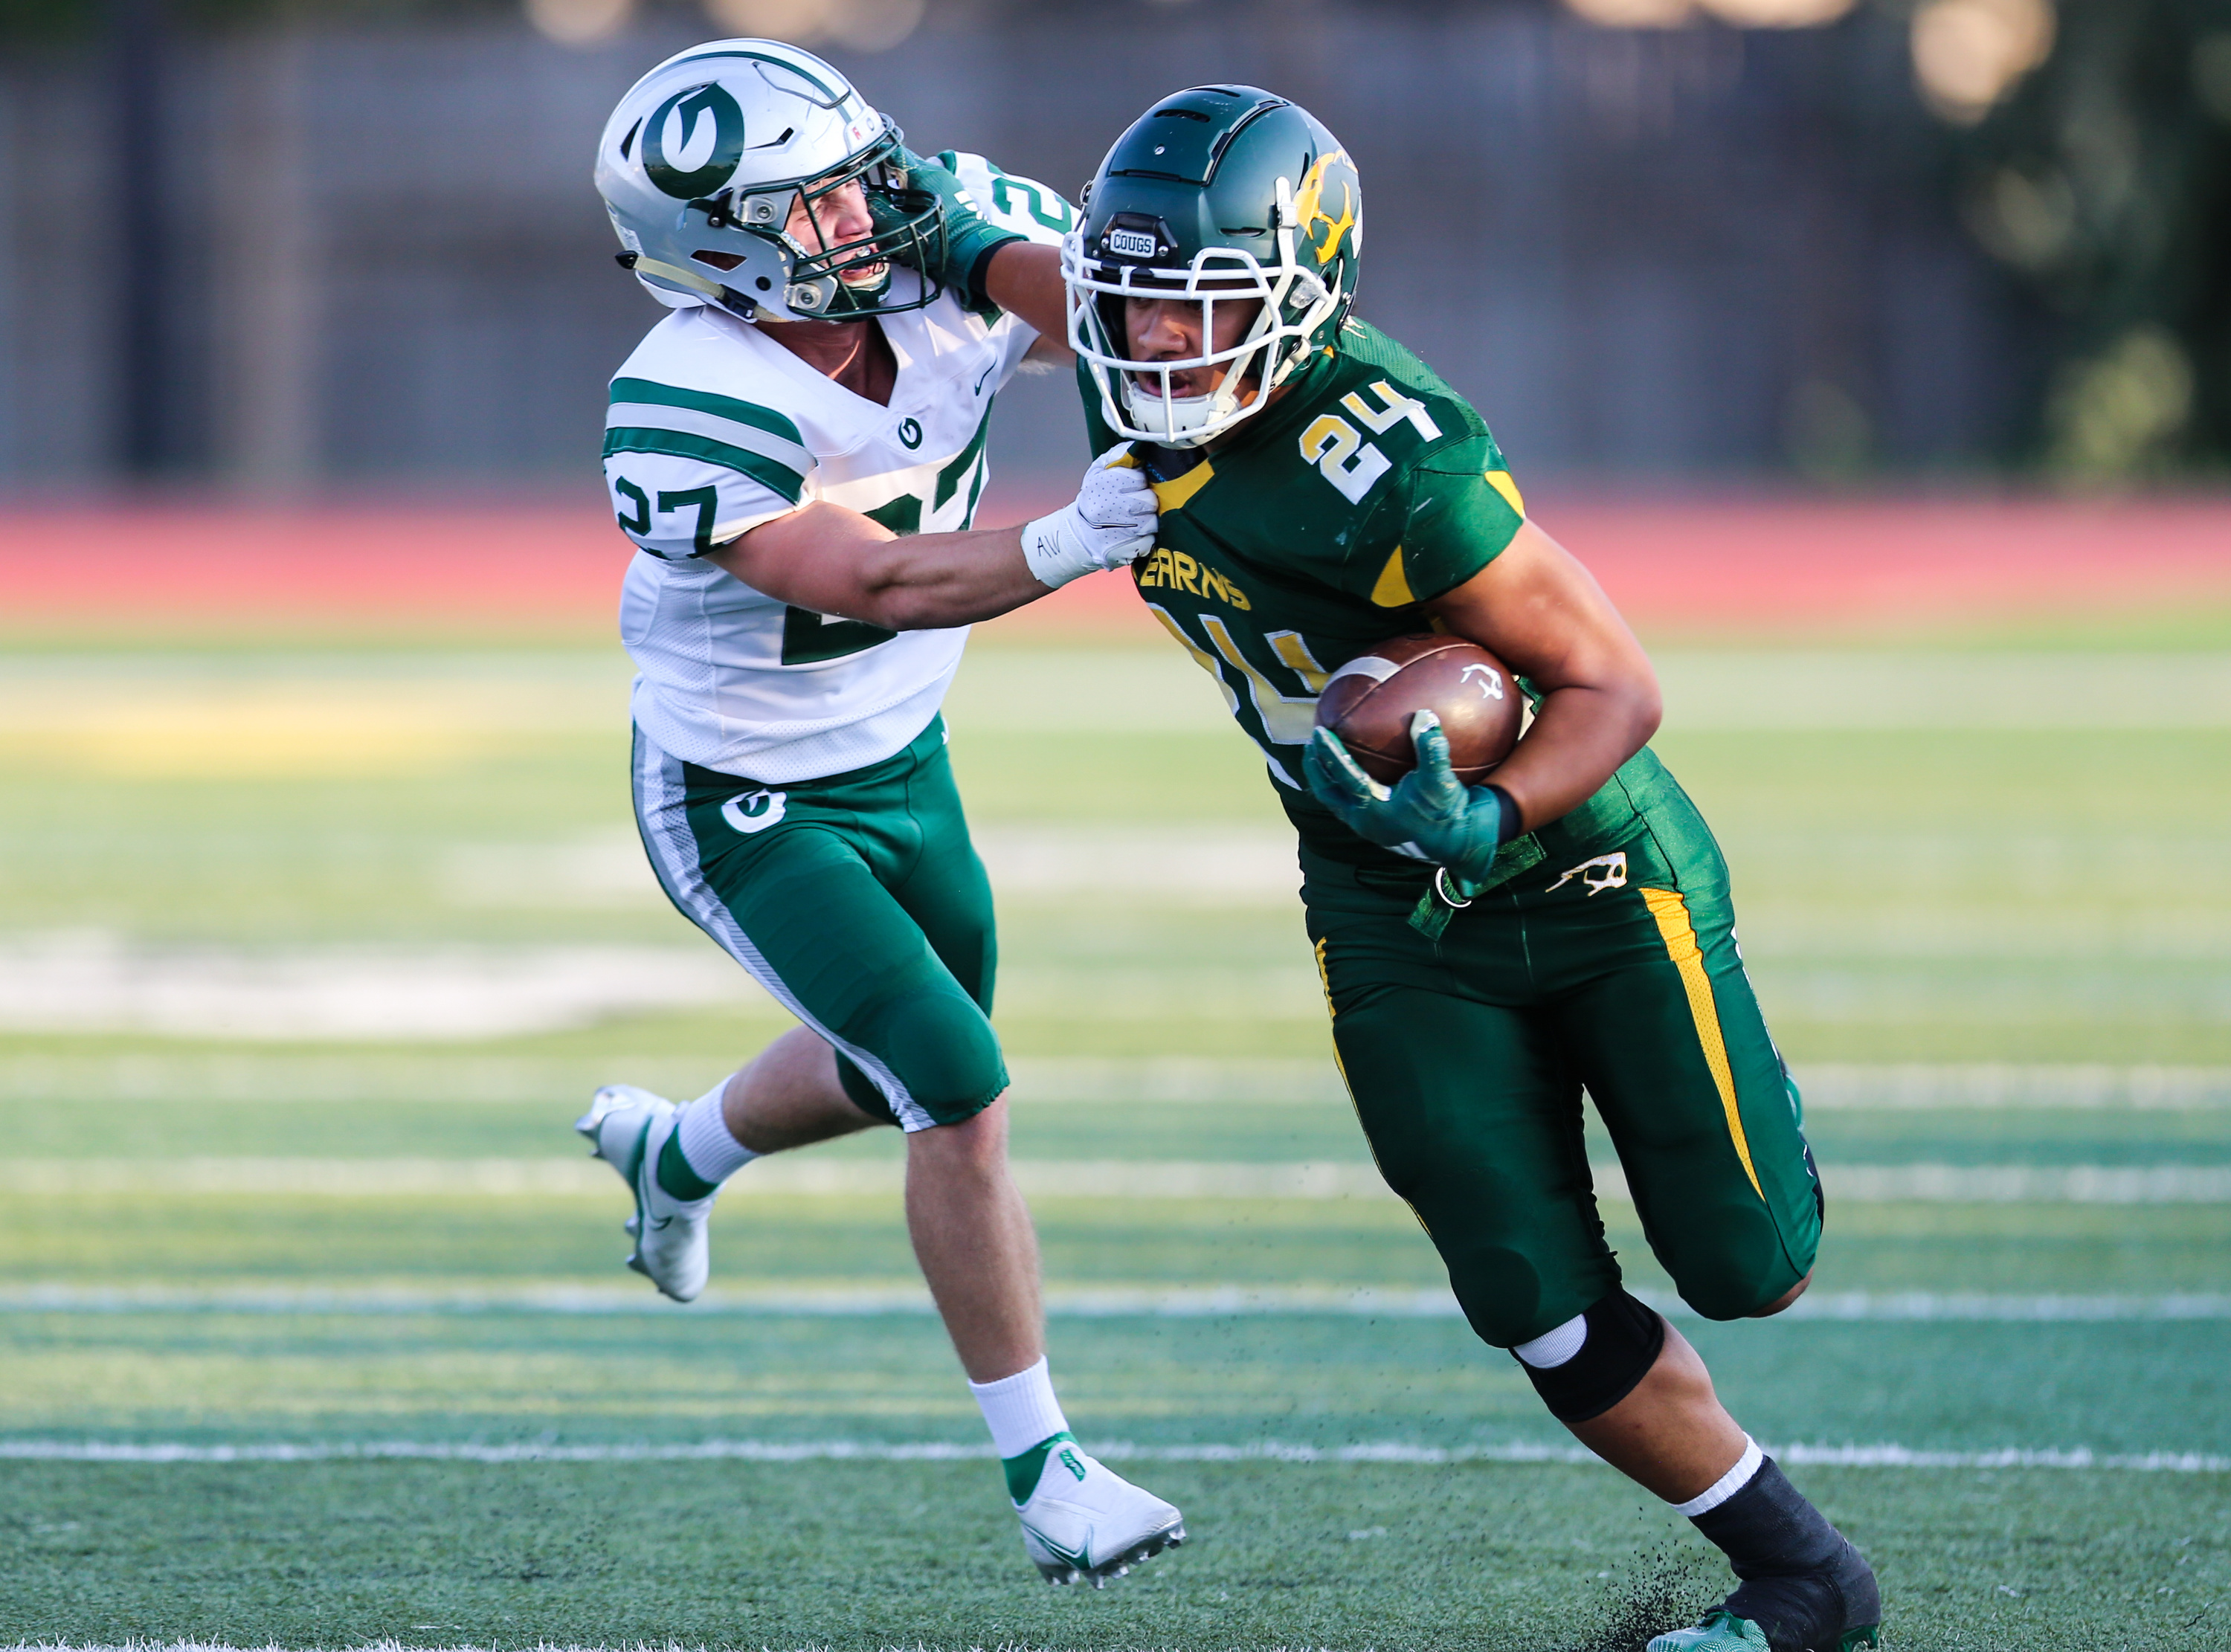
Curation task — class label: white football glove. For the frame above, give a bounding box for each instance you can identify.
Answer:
[1020,445,1159,590]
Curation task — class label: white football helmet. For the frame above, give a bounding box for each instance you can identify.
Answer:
[593,39,941,323]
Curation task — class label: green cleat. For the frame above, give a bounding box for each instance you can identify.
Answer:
[1648,1609,1881,1652]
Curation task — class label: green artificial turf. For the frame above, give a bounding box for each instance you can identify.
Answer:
[0,1459,2222,1651]
[0,637,2227,1649]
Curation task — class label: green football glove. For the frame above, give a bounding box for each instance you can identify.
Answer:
[1304,712,1508,896]
[888,146,1025,309]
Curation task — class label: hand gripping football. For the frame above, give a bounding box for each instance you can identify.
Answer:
[1313,634,1524,787]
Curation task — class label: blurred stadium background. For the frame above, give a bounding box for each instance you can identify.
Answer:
[1,1,2230,1649]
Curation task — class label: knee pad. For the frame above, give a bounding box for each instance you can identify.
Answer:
[1510,1287,1666,1423]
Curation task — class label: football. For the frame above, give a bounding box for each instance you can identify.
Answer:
[1313,633,1525,786]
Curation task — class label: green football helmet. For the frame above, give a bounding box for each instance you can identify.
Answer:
[1063,86,1362,448]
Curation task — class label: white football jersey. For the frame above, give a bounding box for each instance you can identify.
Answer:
[605,156,1075,783]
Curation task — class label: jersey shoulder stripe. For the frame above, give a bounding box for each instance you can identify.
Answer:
[608,376,805,447]
[605,378,815,505]
[602,426,807,506]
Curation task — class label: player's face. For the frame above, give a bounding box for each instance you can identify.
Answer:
[785,179,885,287]
[1121,294,1264,401]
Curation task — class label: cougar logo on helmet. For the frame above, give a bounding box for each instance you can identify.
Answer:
[643,84,747,200]
[1292,149,1357,267]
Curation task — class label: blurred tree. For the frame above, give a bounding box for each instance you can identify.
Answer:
[1957,0,2231,477]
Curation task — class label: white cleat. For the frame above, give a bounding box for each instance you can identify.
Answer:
[1014,1438,1185,1587]
[574,1084,710,1303]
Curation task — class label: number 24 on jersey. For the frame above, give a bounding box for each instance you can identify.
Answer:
[1298,381,1442,505]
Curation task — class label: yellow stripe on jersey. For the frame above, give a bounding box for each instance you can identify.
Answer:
[1267,630,1333,692]
[1370,546,1416,607]
[1639,887,1764,1201]
[1149,460,1216,514]
[1484,468,1525,517]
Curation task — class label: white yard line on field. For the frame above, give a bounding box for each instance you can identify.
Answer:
[1797,1063,2231,1109]
[1,1282,2225,1322]
[0,1054,2220,1109]
[4,1157,2229,1202]
[0,935,1333,1038]
[441,825,1307,909]
[0,1436,2223,1472]
[0,935,749,1040]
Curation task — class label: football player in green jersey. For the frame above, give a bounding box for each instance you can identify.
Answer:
[1025,86,1881,1652]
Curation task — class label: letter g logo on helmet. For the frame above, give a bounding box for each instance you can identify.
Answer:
[643,84,747,201]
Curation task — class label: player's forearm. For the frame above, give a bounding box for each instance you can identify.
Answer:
[709,451,1153,630]
[1489,677,1661,832]
[983,242,1070,355]
[846,526,1054,629]
[708,522,1049,631]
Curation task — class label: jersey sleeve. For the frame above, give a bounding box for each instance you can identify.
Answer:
[944,153,1079,391]
[1350,430,1527,607]
[602,377,819,560]
[947,153,1077,249]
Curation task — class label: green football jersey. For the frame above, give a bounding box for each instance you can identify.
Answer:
[1081,318,1681,890]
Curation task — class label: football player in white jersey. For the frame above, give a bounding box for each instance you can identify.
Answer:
[574,39,1182,1585]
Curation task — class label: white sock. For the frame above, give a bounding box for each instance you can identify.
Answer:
[1672,1435,1763,1517]
[968,1356,1070,1459]
[675,1076,757,1186]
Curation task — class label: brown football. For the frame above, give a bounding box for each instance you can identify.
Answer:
[1313,634,1524,786]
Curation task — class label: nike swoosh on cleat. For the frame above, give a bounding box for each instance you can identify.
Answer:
[1023,1523,1090,1571]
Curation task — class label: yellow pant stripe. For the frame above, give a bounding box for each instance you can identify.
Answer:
[1639,887,1763,1201]
[1313,936,1350,1088]
[1314,935,1423,1233]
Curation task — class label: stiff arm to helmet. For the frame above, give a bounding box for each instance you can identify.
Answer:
[595,37,944,324]
[604,154,1075,567]
[1063,86,1362,448]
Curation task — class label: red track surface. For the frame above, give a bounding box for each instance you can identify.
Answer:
[2,490,2224,637]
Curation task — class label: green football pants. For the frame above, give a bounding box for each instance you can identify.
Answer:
[631,717,1005,1132]
[1304,781,1822,1347]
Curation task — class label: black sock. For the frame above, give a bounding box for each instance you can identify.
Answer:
[1690,1457,1880,1650]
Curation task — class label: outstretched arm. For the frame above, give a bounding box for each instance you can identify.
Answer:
[707,506,1047,631]
[895,149,1073,358]
[704,446,1156,632]
[1423,519,1661,834]
[982,241,1070,360]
